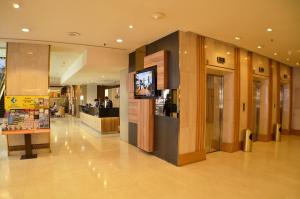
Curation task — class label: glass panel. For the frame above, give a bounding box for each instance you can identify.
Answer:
[205,75,223,153]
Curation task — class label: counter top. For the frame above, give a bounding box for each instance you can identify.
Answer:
[79,106,119,118]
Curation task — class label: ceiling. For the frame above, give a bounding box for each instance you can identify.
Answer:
[60,46,128,85]
[0,0,299,73]
[50,45,86,84]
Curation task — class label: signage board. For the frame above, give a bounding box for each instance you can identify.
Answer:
[5,96,49,110]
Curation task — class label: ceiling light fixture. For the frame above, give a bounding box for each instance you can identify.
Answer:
[273,52,278,56]
[257,45,262,49]
[129,25,133,29]
[235,36,240,40]
[13,3,20,9]
[116,38,123,43]
[152,12,166,20]
[296,62,299,66]
[226,51,231,55]
[267,28,272,32]
[286,58,290,61]
[21,28,30,32]
[67,32,80,37]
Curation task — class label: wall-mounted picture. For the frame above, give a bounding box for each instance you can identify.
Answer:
[134,66,157,98]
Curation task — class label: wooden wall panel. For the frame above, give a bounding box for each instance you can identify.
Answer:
[144,50,168,90]
[128,72,135,95]
[205,38,235,70]
[177,32,206,165]
[233,48,240,150]
[276,62,281,123]
[280,64,292,82]
[289,69,293,132]
[247,52,253,130]
[268,60,273,136]
[252,53,270,77]
[137,99,154,152]
[271,61,279,131]
[178,32,199,154]
[128,99,139,123]
[239,49,249,141]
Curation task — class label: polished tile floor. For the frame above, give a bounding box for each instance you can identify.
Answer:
[0,116,300,199]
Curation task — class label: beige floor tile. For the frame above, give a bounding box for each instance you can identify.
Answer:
[0,116,300,199]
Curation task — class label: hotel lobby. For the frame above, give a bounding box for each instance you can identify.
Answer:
[0,0,300,198]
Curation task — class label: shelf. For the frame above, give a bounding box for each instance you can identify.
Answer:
[1,128,50,135]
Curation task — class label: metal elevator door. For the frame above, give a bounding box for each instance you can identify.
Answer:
[253,81,261,141]
[205,75,223,153]
[279,84,284,125]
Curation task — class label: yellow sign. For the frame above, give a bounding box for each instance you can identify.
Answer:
[5,96,49,110]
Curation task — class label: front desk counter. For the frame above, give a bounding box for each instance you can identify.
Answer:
[79,106,120,134]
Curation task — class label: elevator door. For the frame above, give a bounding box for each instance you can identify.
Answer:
[279,84,284,125]
[252,81,261,141]
[205,75,223,153]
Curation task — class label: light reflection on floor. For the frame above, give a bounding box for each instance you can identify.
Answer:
[0,116,300,199]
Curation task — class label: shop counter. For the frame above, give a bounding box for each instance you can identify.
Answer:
[79,106,119,133]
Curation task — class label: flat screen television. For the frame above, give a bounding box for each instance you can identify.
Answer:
[134,66,157,98]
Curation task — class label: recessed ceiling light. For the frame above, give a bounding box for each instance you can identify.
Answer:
[286,58,290,61]
[226,51,231,55]
[21,28,30,32]
[67,32,80,36]
[257,45,262,49]
[235,36,240,40]
[129,25,133,29]
[273,52,278,56]
[152,12,166,20]
[13,3,20,9]
[296,62,299,66]
[116,38,123,43]
[267,28,272,32]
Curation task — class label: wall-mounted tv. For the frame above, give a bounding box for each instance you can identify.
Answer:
[134,66,157,99]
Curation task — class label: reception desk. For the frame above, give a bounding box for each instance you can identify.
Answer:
[79,106,120,134]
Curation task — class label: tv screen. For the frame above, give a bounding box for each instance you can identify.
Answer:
[134,66,157,98]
